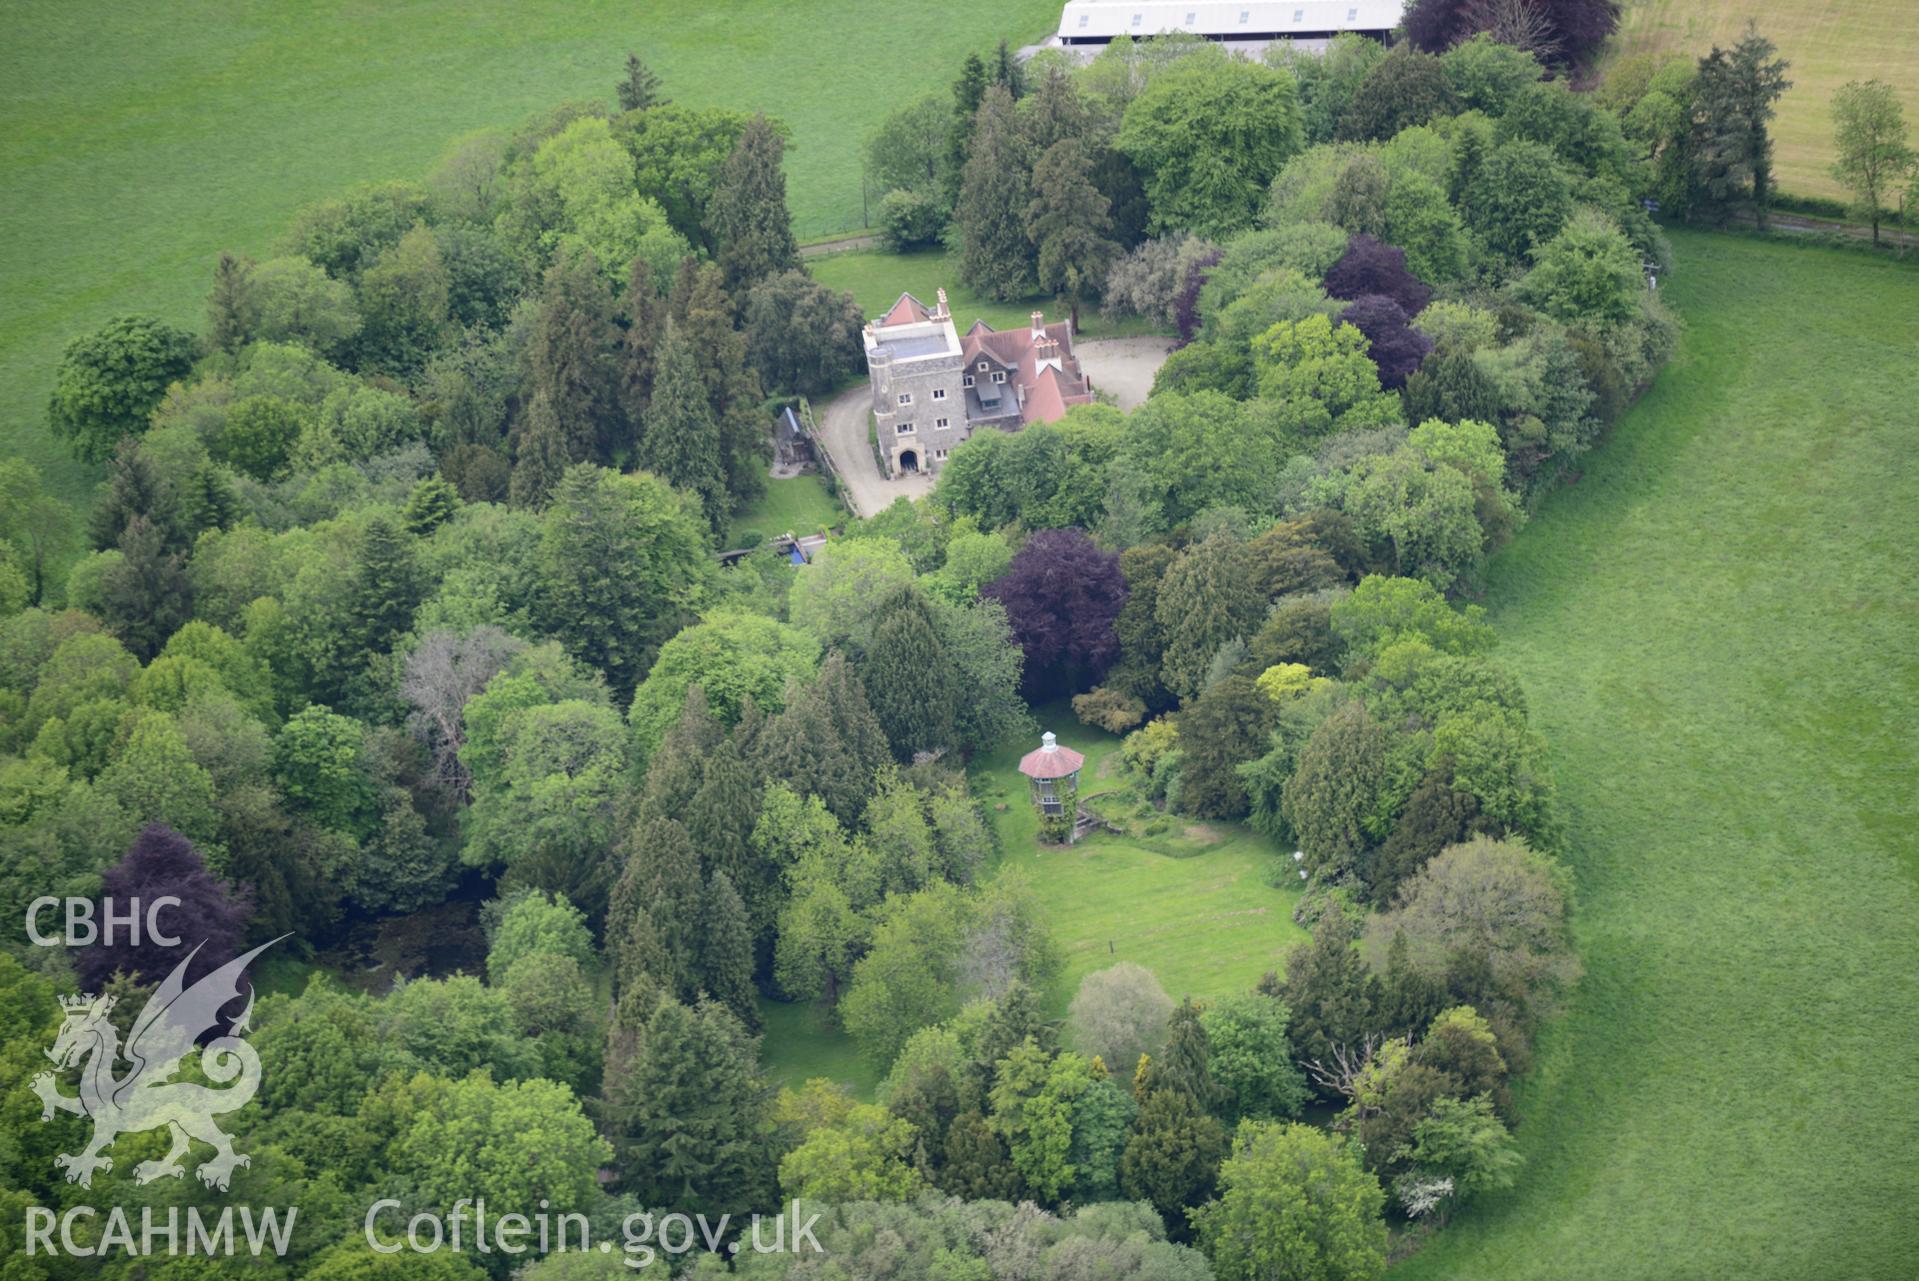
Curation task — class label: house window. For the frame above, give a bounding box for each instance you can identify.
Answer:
[932,387,946,401]
[1186,11,1197,23]
[1347,6,1357,19]
[977,361,989,371]
[897,392,912,406]
[963,374,975,387]
[1240,9,1250,22]
[935,417,950,429]
[897,421,915,435]
[935,449,950,461]
[1131,13,1142,26]
[991,371,1006,384]
[1294,7,1304,19]
[1078,13,1089,26]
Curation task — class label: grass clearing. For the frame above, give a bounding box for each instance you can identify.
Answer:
[0,0,1061,507]
[1394,229,1919,1280]
[810,246,1170,339]
[970,701,1307,1017]
[758,996,881,1099]
[761,701,1307,1091]
[730,458,844,542]
[1610,0,1919,203]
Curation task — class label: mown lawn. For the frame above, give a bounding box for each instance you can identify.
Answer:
[970,701,1307,1017]
[762,700,1307,1092]
[1610,0,1919,203]
[0,0,1061,507]
[810,246,1170,339]
[757,996,882,1099]
[1395,230,1919,1279]
[730,459,845,543]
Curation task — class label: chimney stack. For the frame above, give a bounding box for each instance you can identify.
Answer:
[936,287,949,318]
[1031,310,1045,338]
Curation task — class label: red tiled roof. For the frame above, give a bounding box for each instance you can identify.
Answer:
[959,318,1090,425]
[879,292,931,327]
[1024,364,1094,423]
[1018,737,1085,780]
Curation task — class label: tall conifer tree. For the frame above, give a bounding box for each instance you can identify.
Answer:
[956,86,1038,301]
[704,114,799,296]
[700,869,760,1029]
[637,320,725,529]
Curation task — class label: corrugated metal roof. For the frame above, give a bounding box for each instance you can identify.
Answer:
[1057,0,1403,39]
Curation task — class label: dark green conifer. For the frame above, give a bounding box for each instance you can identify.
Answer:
[704,114,799,296]
[700,869,760,1030]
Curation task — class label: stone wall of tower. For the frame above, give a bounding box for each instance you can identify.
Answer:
[870,351,969,476]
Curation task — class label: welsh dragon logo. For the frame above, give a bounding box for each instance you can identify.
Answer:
[31,937,283,1191]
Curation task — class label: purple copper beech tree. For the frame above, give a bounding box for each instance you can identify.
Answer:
[983,528,1127,694]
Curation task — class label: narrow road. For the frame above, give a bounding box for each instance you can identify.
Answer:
[800,234,877,258]
[813,383,932,518]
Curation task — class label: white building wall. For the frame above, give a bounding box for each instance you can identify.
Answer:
[1056,0,1403,40]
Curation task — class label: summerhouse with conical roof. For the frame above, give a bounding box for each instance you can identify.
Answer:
[1017,731,1084,817]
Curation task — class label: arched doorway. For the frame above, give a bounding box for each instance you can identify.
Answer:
[898,448,920,474]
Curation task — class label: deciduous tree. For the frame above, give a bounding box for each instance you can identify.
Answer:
[48,316,196,463]
[76,823,249,989]
[1831,80,1914,243]
[1067,962,1174,1075]
[1195,1121,1387,1281]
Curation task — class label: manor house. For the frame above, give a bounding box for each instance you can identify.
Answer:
[862,289,1093,477]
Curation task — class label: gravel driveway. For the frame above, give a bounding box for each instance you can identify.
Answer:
[812,337,1172,518]
[814,384,933,518]
[1077,336,1174,410]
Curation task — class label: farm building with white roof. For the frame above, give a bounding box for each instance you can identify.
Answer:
[1046,0,1403,56]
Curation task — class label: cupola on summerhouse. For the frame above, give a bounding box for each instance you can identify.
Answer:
[1017,731,1084,816]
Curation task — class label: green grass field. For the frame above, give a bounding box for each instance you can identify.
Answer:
[811,246,1168,339]
[970,702,1307,1016]
[0,0,1061,506]
[731,459,844,543]
[1611,0,1919,204]
[758,996,883,1098]
[760,701,1307,1092]
[1395,229,1919,1279]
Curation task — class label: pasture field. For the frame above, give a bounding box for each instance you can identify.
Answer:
[1396,229,1919,1280]
[1610,0,1919,203]
[0,0,1060,505]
